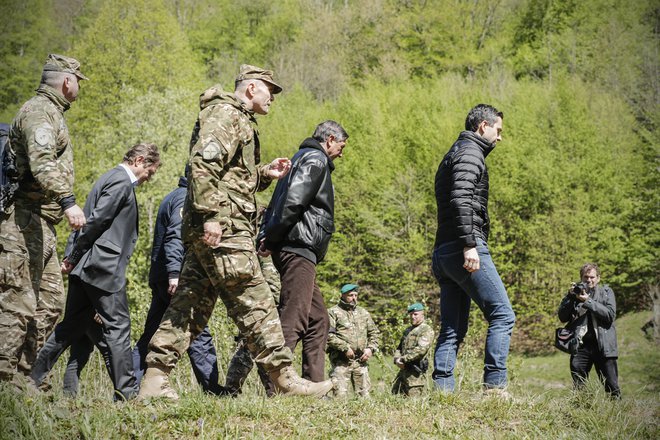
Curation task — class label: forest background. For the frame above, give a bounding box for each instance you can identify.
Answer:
[1,0,657,355]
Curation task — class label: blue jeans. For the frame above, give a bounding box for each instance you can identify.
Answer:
[431,239,515,391]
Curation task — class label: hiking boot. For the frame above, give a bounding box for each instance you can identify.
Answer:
[268,366,333,398]
[137,367,179,401]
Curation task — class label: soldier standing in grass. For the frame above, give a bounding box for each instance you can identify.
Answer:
[0,54,87,387]
[139,65,333,400]
[392,303,435,397]
[326,283,380,397]
[223,254,280,397]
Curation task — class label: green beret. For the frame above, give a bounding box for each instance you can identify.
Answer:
[43,54,88,80]
[235,64,282,94]
[407,302,425,313]
[340,283,359,295]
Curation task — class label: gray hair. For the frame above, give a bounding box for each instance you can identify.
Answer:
[312,120,349,143]
[123,142,161,167]
[40,71,69,88]
[465,104,503,132]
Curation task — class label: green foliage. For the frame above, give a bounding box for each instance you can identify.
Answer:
[1,0,657,354]
[1,312,657,439]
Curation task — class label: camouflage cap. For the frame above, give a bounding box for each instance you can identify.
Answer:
[235,64,282,94]
[42,54,89,80]
[340,283,359,295]
[407,302,425,313]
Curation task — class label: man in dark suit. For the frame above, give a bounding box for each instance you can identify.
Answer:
[30,143,160,400]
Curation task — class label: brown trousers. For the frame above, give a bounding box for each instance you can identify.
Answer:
[273,251,329,382]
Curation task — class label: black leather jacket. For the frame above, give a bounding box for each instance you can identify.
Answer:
[260,137,335,264]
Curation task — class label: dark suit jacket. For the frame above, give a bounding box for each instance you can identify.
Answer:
[65,165,138,293]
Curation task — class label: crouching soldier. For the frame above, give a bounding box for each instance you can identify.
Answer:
[392,303,434,397]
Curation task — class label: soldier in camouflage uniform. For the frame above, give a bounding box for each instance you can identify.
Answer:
[327,284,380,397]
[223,254,280,397]
[139,65,333,400]
[392,303,435,397]
[0,54,87,385]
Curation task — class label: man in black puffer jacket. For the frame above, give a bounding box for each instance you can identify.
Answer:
[260,120,348,382]
[431,104,516,397]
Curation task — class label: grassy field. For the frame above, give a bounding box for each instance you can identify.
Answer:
[1,311,658,439]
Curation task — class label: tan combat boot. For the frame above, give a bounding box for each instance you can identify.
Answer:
[137,366,179,401]
[269,366,333,398]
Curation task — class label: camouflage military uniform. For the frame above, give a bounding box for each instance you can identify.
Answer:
[224,254,280,396]
[392,322,435,396]
[146,86,293,374]
[0,83,77,382]
[327,300,380,397]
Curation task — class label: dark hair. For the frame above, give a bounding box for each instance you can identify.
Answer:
[123,142,160,167]
[465,104,503,132]
[312,120,349,143]
[580,263,601,278]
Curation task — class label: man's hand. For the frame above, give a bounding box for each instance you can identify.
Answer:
[257,239,272,257]
[167,278,179,296]
[359,348,373,362]
[463,247,480,273]
[203,221,222,248]
[93,312,103,325]
[345,348,355,360]
[64,204,86,231]
[394,357,405,370]
[576,291,589,302]
[61,257,74,274]
[265,157,291,180]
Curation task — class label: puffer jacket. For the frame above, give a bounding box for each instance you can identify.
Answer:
[558,284,618,357]
[260,137,335,264]
[434,130,495,248]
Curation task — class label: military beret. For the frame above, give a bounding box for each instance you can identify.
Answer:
[235,64,282,94]
[42,54,88,80]
[340,283,359,295]
[407,302,425,313]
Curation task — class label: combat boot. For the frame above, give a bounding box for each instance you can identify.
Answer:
[137,366,179,401]
[269,366,333,398]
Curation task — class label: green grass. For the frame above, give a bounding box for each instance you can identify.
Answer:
[1,311,658,439]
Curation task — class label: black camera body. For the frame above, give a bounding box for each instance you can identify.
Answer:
[572,282,587,295]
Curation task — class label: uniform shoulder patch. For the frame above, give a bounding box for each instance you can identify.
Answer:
[202,141,222,161]
[34,127,54,147]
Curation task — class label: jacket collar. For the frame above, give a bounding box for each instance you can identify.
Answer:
[299,137,335,171]
[338,299,357,311]
[36,85,71,112]
[178,176,188,188]
[458,130,495,158]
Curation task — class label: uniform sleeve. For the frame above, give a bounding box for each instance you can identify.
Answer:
[256,164,274,192]
[402,326,434,363]
[163,192,185,278]
[67,177,131,265]
[449,148,484,248]
[326,309,350,353]
[365,311,380,354]
[188,105,241,225]
[22,112,74,205]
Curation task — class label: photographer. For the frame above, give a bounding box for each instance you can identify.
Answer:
[557,263,620,398]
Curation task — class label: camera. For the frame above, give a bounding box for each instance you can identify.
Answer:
[572,282,587,295]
